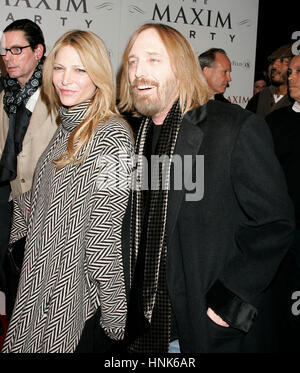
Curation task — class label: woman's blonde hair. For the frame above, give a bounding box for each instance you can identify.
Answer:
[119,23,210,115]
[43,29,123,169]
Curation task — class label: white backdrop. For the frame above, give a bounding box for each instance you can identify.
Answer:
[0,0,259,108]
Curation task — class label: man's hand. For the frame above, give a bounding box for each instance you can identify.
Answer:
[207,307,229,327]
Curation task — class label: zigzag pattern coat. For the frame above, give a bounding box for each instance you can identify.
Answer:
[2,104,133,353]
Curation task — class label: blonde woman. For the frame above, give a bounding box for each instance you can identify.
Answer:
[2,30,133,353]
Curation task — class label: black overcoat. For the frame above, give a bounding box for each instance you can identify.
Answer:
[122,100,295,352]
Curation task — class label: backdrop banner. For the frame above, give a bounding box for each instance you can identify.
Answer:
[0,0,259,106]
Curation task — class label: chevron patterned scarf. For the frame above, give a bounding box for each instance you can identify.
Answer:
[128,100,182,352]
[59,101,90,132]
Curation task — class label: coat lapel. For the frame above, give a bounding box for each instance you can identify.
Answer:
[0,91,9,154]
[166,104,207,240]
[22,94,51,144]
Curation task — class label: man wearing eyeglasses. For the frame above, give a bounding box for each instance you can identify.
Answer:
[0,19,57,321]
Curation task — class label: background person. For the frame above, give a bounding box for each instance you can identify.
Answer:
[246,44,294,117]
[198,47,232,103]
[0,19,57,319]
[265,54,300,352]
[253,71,268,96]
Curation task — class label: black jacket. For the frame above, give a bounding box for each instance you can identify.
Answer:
[266,105,300,228]
[122,100,295,352]
[246,85,293,118]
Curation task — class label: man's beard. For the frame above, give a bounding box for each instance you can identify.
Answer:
[271,69,287,87]
[130,77,177,117]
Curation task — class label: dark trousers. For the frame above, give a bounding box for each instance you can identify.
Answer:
[0,182,12,294]
[241,234,300,352]
[0,182,25,320]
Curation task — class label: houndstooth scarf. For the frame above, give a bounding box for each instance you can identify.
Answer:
[128,100,182,352]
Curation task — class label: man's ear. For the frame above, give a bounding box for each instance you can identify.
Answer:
[34,44,44,61]
[202,66,209,77]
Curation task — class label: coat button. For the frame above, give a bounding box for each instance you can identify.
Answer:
[21,178,26,183]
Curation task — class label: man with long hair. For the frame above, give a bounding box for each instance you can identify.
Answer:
[119,23,295,353]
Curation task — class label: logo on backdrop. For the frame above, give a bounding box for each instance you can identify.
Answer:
[1,0,254,46]
[1,0,258,109]
[3,0,88,12]
[3,0,92,28]
[226,95,250,105]
[231,60,251,69]
[151,2,236,42]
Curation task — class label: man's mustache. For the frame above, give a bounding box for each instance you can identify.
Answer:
[271,68,280,75]
[131,78,159,88]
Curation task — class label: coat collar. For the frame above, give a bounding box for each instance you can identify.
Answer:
[166,103,208,240]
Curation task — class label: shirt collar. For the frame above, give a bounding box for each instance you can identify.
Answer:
[292,101,300,112]
[25,87,40,113]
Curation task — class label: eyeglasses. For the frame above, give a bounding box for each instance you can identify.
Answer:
[0,45,31,56]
